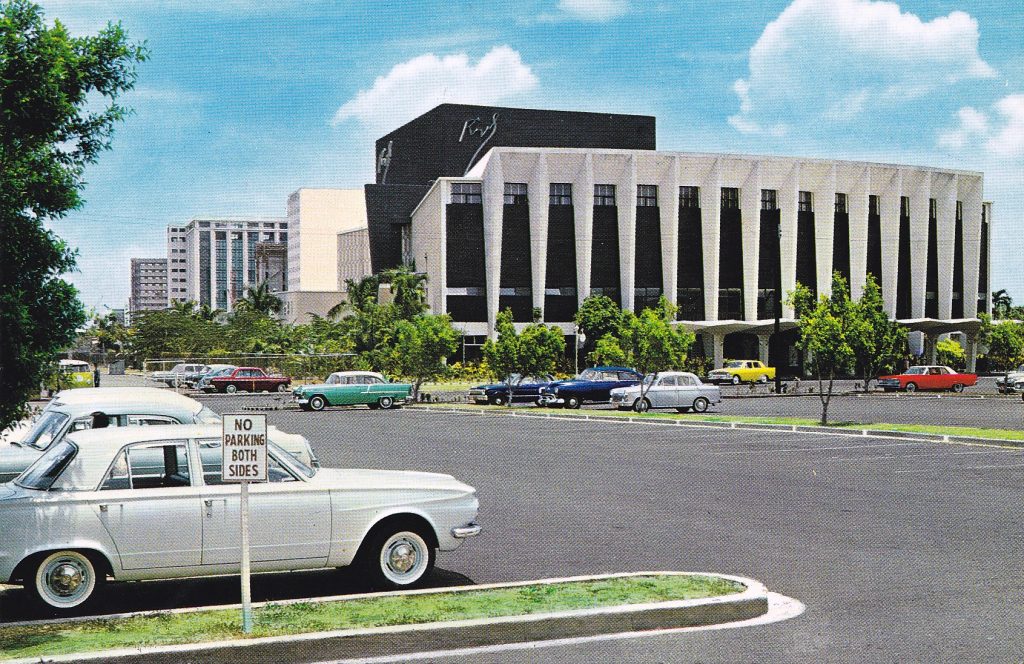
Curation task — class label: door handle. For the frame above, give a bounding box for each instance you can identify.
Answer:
[204,499,214,517]
[99,504,109,513]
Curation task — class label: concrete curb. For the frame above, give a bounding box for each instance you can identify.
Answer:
[1,572,769,664]
[407,404,1024,449]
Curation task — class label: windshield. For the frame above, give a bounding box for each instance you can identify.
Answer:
[271,442,316,478]
[724,361,744,368]
[16,440,77,490]
[642,374,656,385]
[578,369,599,380]
[170,364,187,373]
[23,410,70,450]
[61,363,89,373]
[326,374,340,385]
[194,406,221,424]
[905,367,926,375]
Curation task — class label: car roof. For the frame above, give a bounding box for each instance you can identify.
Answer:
[49,387,203,417]
[590,366,637,372]
[330,371,384,378]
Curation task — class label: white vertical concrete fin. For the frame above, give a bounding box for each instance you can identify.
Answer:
[701,160,721,320]
[740,161,761,321]
[619,155,638,312]
[909,171,931,319]
[659,156,680,307]
[814,164,837,297]
[780,162,800,318]
[848,166,870,299]
[482,152,504,337]
[528,154,549,319]
[961,176,983,318]
[936,174,957,319]
[574,153,595,306]
[437,182,448,315]
[879,169,901,316]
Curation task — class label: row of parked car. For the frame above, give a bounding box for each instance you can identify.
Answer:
[0,387,480,612]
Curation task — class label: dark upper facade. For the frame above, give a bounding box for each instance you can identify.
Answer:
[365,104,656,271]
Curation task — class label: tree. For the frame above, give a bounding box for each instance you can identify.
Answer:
[390,314,460,400]
[992,289,1013,319]
[789,273,857,425]
[482,309,565,406]
[0,1,146,430]
[935,338,966,372]
[235,280,282,316]
[984,321,1024,372]
[574,294,621,352]
[849,275,907,391]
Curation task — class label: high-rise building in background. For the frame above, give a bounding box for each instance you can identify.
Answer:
[166,224,188,305]
[255,242,288,293]
[129,258,168,317]
[182,217,288,313]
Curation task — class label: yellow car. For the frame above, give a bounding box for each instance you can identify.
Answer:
[707,360,776,385]
[45,359,95,392]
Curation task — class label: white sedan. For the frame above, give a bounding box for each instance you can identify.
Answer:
[0,425,480,611]
[610,371,722,413]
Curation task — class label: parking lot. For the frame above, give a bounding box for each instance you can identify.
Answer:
[4,399,1021,662]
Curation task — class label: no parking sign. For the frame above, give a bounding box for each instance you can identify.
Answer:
[222,414,268,482]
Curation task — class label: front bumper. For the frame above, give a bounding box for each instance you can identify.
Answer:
[537,394,563,406]
[451,523,482,539]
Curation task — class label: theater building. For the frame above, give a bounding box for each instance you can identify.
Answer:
[366,105,992,372]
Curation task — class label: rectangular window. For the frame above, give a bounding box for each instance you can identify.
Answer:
[636,184,658,207]
[900,196,910,217]
[835,193,847,214]
[956,200,963,221]
[760,189,778,211]
[679,186,700,209]
[798,191,813,212]
[721,187,739,209]
[869,195,879,216]
[451,182,482,204]
[929,198,937,220]
[504,182,528,205]
[549,183,572,206]
[594,184,616,206]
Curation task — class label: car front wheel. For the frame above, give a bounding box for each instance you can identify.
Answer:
[309,395,327,411]
[565,396,581,409]
[633,398,650,413]
[378,396,395,410]
[225,384,237,394]
[31,550,101,610]
[692,396,710,413]
[491,395,506,406]
[904,382,917,393]
[731,375,741,385]
[359,525,435,590]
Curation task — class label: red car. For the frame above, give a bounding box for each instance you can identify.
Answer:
[208,367,291,393]
[877,365,977,393]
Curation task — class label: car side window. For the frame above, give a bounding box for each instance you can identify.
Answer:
[127,415,177,426]
[679,375,694,387]
[100,441,191,490]
[198,440,298,484]
[658,375,677,387]
[929,367,941,375]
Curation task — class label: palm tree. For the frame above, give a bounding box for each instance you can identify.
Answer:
[167,299,197,315]
[992,290,1012,319]
[238,280,283,316]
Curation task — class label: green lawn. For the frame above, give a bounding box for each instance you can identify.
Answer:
[431,404,1024,443]
[0,575,743,660]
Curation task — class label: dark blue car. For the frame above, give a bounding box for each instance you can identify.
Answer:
[538,366,643,409]
[469,374,555,406]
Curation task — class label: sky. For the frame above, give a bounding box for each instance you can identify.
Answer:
[34,0,1024,312]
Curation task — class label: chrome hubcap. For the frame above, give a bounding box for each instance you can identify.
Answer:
[386,540,417,574]
[48,562,84,596]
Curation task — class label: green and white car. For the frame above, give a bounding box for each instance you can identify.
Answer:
[294,371,413,411]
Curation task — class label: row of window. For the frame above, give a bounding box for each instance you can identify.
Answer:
[453,182,974,218]
[196,222,288,229]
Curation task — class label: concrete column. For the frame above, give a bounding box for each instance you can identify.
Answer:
[936,174,957,319]
[481,154,505,337]
[780,163,800,318]
[924,334,937,365]
[712,333,725,370]
[701,160,722,320]
[740,161,762,321]
[573,154,595,307]
[848,167,870,299]
[528,154,549,319]
[618,155,638,312]
[878,169,902,317]
[908,171,931,319]
[966,334,978,373]
[960,177,983,318]
[757,334,770,365]
[658,156,681,306]
[225,232,233,310]
[813,165,837,297]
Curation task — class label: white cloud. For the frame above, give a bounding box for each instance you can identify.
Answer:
[332,46,538,133]
[940,95,1024,158]
[558,0,629,22]
[729,0,996,135]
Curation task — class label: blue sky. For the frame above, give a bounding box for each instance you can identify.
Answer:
[36,0,1024,312]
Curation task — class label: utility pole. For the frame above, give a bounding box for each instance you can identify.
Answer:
[774,216,783,394]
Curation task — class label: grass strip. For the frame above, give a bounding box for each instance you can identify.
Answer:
[0,575,743,660]
[435,403,1024,442]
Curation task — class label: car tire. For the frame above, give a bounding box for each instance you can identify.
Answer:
[492,395,506,406]
[692,396,710,413]
[731,375,741,385]
[378,396,395,410]
[225,384,237,394]
[309,395,327,411]
[758,374,768,384]
[904,382,917,393]
[358,523,435,590]
[565,396,581,409]
[534,399,544,407]
[277,383,289,393]
[951,383,964,393]
[30,550,102,610]
[633,398,650,413]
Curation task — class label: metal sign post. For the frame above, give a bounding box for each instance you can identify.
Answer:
[222,413,268,634]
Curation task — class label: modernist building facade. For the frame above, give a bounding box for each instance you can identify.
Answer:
[182,217,288,312]
[129,257,168,317]
[165,225,188,305]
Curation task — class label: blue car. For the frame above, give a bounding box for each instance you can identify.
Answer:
[538,366,643,409]
[469,374,555,406]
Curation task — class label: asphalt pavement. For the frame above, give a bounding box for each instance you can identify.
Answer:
[3,399,1018,663]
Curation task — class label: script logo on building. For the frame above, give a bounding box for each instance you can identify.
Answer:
[459,113,498,176]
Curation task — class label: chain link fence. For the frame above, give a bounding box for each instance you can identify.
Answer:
[142,354,356,391]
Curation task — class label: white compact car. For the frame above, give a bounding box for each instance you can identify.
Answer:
[0,388,318,482]
[0,425,480,611]
[610,371,722,413]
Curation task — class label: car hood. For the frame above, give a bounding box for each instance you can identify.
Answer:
[997,372,1024,382]
[0,483,33,502]
[0,444,43,474]
[294,382,331,392]
[313,468,474,494]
